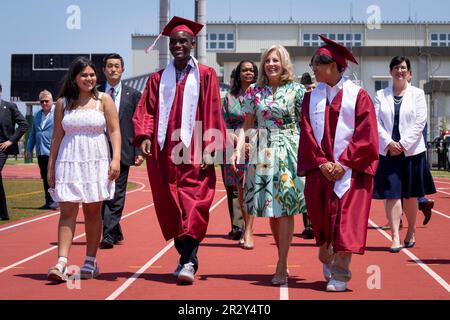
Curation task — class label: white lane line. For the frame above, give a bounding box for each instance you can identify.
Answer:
[433,180,450,185]
[106,241,174,301]
[105,195,228,300]
[0,203,154,274]
[280,283,289,300]
[0,212,62,232]
[436,189,450,197]
[432,209,450,220]
[0,181,146,233]
[369,219,450,293]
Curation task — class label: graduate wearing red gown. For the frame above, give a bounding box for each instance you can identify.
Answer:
[133,17,226,284]
[297,35,379,291]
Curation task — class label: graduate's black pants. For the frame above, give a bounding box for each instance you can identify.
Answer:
[174,236,199,273]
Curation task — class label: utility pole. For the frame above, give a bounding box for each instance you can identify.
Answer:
[159,0,170,69]
[195,0,207,64]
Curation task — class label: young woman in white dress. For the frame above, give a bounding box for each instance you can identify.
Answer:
[47,57,121,282]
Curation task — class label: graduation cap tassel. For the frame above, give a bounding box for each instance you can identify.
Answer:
[145,32,163,54]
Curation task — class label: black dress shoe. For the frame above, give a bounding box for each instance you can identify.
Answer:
[99,240,114,249]
[420,200,434,225]
[301,227,315,239]
[0,216,10,221]
[39,204,51,210]
[113,235,124,244]
[232,228,243,240]
[228,226,242,239]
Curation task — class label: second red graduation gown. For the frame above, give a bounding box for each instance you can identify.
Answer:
[133,64,226,242]
[298,88,379,254]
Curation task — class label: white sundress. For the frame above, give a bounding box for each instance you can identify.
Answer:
[49,93,115,203]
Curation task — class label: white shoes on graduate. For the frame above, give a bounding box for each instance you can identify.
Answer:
[326,278,347,292]
[177,262,195,283]
[323,263,332,281]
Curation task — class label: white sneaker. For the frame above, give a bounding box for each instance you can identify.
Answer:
[172,264,183,277]
[326,278,347,292]
[323,263,332,281]
[178,262,195,283]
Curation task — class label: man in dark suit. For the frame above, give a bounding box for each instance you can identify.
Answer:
[99,54,144,249]
[0,83,28,220]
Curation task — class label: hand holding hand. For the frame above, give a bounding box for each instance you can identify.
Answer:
[388,141,404,156]
[330,162,346,181]
[319,162,335,181]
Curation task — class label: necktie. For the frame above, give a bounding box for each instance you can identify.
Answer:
[110,87,116,102]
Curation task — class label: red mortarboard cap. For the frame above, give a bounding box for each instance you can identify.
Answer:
[315,35,358,69]
[145,16,204,53]
[162,16,204,37]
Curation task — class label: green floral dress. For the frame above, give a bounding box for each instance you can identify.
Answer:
[221,91,247,186]
[243,81,306,218]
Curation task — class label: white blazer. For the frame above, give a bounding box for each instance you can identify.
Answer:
[373,83,427,157]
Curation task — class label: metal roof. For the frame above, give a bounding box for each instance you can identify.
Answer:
[123,73,150,92]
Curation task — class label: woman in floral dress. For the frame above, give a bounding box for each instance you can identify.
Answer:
[222,60,258,248]
[235,45,306,285]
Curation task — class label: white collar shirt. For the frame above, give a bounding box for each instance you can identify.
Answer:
[326,76,346,104]
[40,105,54,129]
[105,82,122,112]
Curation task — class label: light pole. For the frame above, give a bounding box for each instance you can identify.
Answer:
[195,0,207,64]
[159,0,170,69]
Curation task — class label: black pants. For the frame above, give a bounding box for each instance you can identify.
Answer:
[174,236,199,272]
[37,155,52,205]
[303,212,312,229]
[0,151,8,219]
[101,163,130,244]
[225,185,243,230]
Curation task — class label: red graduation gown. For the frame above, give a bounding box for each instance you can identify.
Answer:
[133,64,226,242]
[298,89,379,254]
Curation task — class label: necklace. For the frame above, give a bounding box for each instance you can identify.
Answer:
[393,96,403,104]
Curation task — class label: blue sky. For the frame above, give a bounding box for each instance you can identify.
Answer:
[1,0,450,103]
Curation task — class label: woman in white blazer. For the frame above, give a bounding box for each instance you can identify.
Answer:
[373,56,435,253]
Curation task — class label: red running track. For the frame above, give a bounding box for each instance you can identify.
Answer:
[0,164,449,300]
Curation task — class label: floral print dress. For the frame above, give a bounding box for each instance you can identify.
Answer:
[243,81,306,218]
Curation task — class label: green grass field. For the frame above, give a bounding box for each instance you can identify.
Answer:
[5,158,28,165]
[1,179,138,225]
[430,170,450,178]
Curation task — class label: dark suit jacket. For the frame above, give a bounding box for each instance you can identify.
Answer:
[99,84,142,166]
[0,99,28,155]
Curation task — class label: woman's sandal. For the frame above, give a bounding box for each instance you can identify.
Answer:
[47,265,68,282]
[80,261,100,279]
